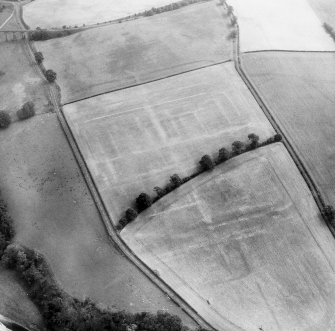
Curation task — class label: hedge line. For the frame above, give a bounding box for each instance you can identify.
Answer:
[117,133,283,230]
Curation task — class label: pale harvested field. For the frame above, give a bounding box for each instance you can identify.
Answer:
[243,51,335,206]
[64,62,275,223]
[0,267,42,330]
[0,40,51,119]
[36,1,233,103]
[308,0,335,26]
[0,114,195,328]
[229,0,335,52]
[122,143,335,331]
[24,0,180,29]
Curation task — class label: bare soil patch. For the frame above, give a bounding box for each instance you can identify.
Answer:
[122,143,335,331]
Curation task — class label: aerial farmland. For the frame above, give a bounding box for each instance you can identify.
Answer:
[1,0,335,330]
[229,0,335,51]
[36,1,234,103]
[23,0,179,28]
[243,52,335,206]
[64,62,275,222]
[122,143,335,331]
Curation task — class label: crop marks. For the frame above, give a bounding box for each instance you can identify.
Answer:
[122,143,335,331]
[36,1,234,103]
[243,51,335,206]
[64,62,275,223]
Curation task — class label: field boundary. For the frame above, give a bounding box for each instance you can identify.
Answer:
[232,21,335,239]
[62,59,232,106]
[15,2,217,330]
[243,49,335,55]
[21,0,213,32]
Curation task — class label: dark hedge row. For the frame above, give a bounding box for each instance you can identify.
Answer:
[117,133,283,230]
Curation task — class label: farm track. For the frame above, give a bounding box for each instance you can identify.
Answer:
[233,22,335,239]
[10,2,216,330]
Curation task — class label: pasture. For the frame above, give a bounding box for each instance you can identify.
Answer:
[229,0,335,52]
[36,1,233,103]
[0,114,195,327]
[23,0,181,29]
[0,4,12,28]
[243,51,335,206]
[64,62,275,223]
[122,143,335,331]
[0,41,51,120]
[308,0,335,27]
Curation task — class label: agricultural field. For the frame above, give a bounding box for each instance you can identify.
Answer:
[0,37,51,120]
[308,0,335,26]
[23,0,179,29]
[243,51,335,206]
[229,0,335,52]
[36,1,233,103]
[64,62,275,224]
[0,4,13,29]
[0,114,195,328]
[122,143,335,331]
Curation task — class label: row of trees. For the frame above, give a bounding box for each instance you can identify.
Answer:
[0,189,208,330]
[142,0,211,17]
[34,51,57,82]
[0,101,36,129]
[29,28,78,41]
[117,133,283,230]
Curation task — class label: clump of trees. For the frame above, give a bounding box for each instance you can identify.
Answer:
[17,101,35,120]
[117,133,283,230]
[322,205,335,226]
[0,111,11,129]
[323,23,335,42]
[45,69,57,83]
[34,51,44,64]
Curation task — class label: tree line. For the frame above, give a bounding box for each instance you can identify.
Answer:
[117,133,283,230]
[141,0,211,17]
[0,189,209,331]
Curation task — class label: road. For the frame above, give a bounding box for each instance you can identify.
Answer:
[232,21,335,238]
[4,1,216,330]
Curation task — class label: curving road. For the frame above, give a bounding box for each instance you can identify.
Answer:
[5,1,217,330]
